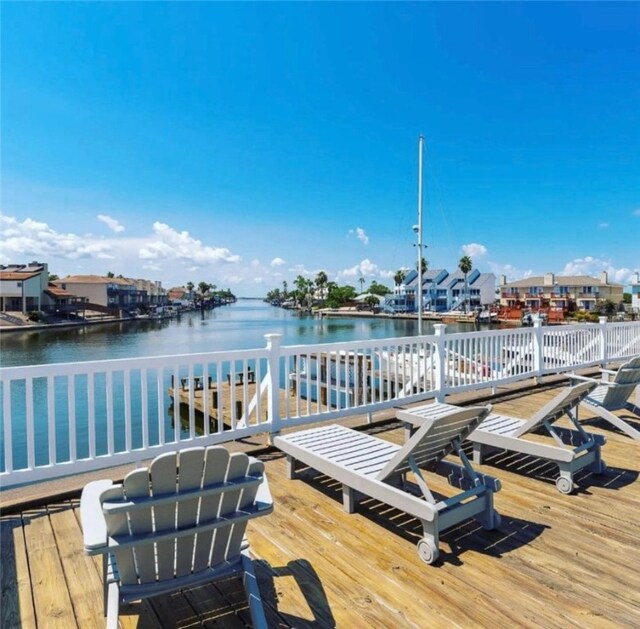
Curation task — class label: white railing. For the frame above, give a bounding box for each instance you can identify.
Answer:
[1,320,639,488]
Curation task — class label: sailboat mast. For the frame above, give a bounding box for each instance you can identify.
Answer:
[417,135,424,336]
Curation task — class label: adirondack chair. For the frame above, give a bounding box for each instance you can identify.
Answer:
[572,355,640,440]
[274,405,501,565]
[464,381,607,494]
[81,446,274,629]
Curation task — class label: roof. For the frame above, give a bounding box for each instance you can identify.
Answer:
[55,275,134,286]
[505,275,624,288]
[404,269,446,287]
[45,285,76,297]
[470,272,496,287]
[0,271,41,281]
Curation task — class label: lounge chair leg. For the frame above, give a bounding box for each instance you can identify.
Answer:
[342,484,356,513]
[285,455,297,480]
[479,491,501,530]
[472,443,484,465]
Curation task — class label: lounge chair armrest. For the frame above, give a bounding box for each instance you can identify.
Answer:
[80,479,113,553]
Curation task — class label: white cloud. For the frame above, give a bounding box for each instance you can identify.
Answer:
[598,222,609,229]
[270,257,286,267]
[336,258,379,281]
[287,264,314,277]
[461,243,488,259]
[487,262,535,282]
[138,222,241,265]
[0,215,115,260]
[560,256,635,284]
[348,227,369,245]
[97,214,125,233]
[633,208,640,216]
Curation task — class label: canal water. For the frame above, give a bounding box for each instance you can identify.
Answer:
[0,299,479,368]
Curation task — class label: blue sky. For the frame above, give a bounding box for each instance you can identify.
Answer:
[2,2,638,294]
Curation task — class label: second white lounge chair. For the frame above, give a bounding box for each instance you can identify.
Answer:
[274,405,501,565]
[463,381,606,494]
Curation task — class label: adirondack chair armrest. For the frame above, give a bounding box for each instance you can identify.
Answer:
[600,369,617,376]
[255,471,273,509]
[569,374,598,384]
[80,479,114,553]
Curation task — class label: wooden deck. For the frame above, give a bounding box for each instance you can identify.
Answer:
[2,383,640,628]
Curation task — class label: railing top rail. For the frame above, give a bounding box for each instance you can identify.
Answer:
[278,333,438,355]
[0,346,270,379]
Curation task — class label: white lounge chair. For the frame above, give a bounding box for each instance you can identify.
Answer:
[572,355,640,440]
[274,405,501,565]
[81,446,274,629]
[461,381,606,494]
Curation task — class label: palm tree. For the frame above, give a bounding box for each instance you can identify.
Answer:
[393,269,406,288]
[315,271,328,303]
[186,282,194,300]
[358,276,365,294]
[198,281,210,297]
[282,280,288,299]
[415,258,428,274]
[293,275,308,307]
[458,255,473,313]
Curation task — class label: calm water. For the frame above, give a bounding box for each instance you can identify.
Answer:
[0,300,478,368]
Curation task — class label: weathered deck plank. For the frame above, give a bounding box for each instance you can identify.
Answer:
[1,383,640,627]
[0,514,36,629]
[21,507,78,628]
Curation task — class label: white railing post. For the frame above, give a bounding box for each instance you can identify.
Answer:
[264,333,282,437]
[433,324,446,402]
[533,319,544,380]
[599,316,608,365]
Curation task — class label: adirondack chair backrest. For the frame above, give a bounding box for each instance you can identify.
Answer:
[98,446,265,586]
[513,381,597,438]
[600,357,640,408]
[376,405,491,482]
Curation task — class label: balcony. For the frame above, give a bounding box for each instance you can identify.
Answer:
[2,383,639,627]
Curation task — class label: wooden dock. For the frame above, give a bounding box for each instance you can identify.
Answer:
[168,375,334,429]
[2,382,640,627]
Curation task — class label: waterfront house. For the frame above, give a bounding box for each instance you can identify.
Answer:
[53,275,141,311]
[131,278,168,307]
[631,272,640,314]
[499,272,624,312]
[0,261,49,313]
[388,268,496,313]
[52,275,165,312]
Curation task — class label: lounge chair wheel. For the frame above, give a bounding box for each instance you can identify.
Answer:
[417,538,439,565]
[555,476,574,495]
